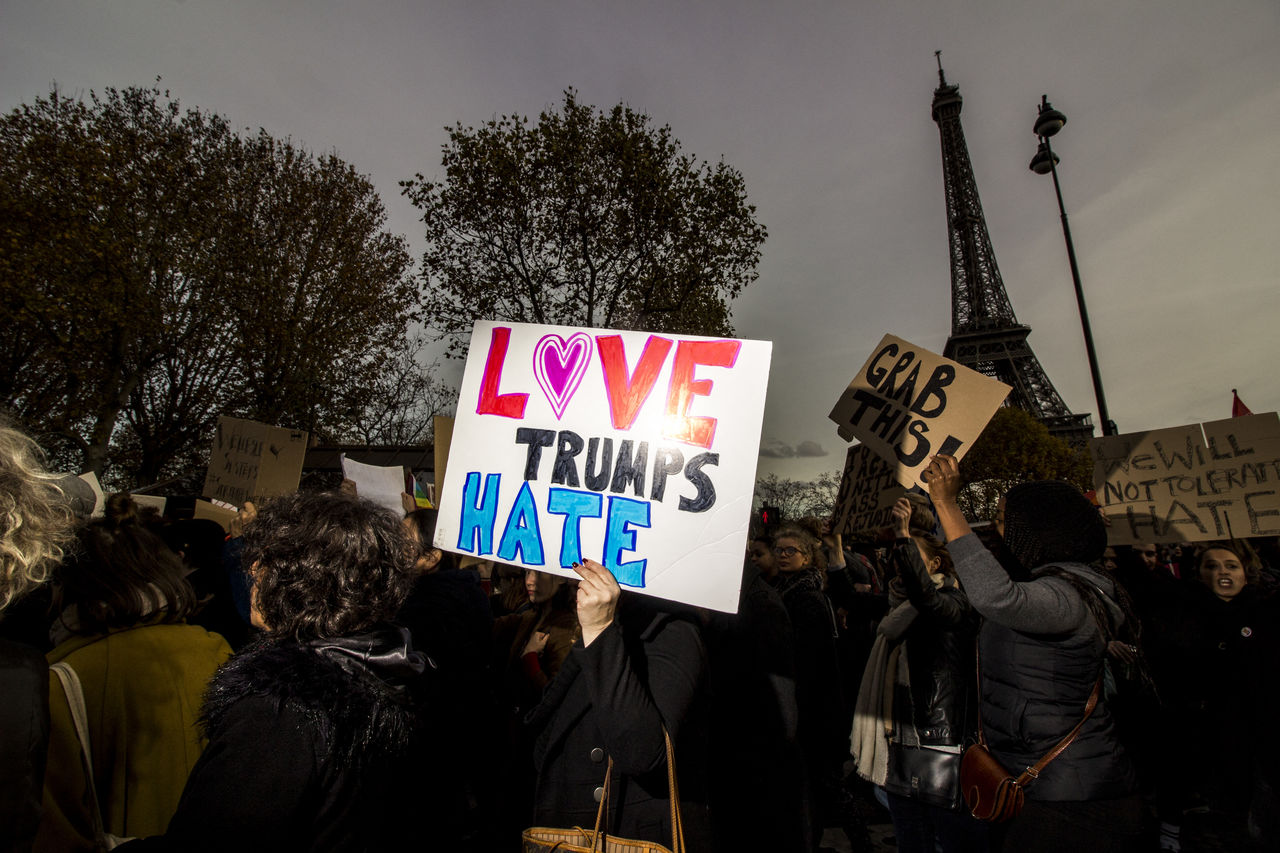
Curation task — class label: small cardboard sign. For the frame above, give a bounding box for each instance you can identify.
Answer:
[434,321,772,614]
[830,444,907,537]
[1091,412,1280,544]
[201,416,308,508]
[828,334,1010,489]
[193,499,240,533]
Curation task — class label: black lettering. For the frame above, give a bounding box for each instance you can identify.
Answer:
[610,440,648,497]
[584,437,613,492]
[896,419,932,466]
[650,446,685,502]
[864,343,899,387]
[552,430,584,487]
[910,365,955,418]
[679,453,719,513]
[515,428,556,480]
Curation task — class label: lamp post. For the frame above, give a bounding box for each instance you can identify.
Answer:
[1029,95,1115,436]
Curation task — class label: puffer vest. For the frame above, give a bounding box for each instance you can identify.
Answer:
[979,566,1136,801]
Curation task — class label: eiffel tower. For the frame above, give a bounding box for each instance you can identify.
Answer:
[931,57,1094,443]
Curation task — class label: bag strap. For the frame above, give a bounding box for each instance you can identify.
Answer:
[50,662,108,841]
[971,586,1107,782]
[596,727,685,853]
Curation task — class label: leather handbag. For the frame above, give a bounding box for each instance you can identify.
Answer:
[883,744,963,811]
[959,637,1103,822]
[522,728,685,853]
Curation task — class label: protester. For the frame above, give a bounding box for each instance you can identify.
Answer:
[923,455,1143,853]
[37,495,233,851]
[705,543,807,852]
[853,496,985,852]
[0,421,78,852]
[525,559,713,849]
[1183,542,1279,848]
[770,523,846,849]
[120,491,428,852]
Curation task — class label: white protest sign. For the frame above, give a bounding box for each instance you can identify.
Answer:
[202,416,308,508]
[830,444,906,537]
[341,454,408,518]
[828,334,1010,489]
[1091,412,1280,544]
[434,320,772,614]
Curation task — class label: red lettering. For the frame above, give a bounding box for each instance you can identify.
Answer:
[596,335,673,431]
[663,340,740,449]
[476,326,528,419]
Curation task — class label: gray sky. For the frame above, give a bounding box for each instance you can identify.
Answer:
[4,0,1277,484]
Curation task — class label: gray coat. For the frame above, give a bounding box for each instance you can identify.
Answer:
[950,534,1136,801]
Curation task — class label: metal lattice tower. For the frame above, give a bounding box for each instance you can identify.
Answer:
[931,57,1093,442]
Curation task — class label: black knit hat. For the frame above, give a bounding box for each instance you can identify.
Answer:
[1002,480,1106,569]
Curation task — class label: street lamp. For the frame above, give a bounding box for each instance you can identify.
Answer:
[1029,95,1116,436]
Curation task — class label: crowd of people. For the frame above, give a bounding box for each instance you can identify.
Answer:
[2,415,1278,853]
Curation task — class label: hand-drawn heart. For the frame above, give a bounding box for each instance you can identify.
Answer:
[533,333,593,419]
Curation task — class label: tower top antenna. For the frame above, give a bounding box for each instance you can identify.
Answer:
[935,51,947,86]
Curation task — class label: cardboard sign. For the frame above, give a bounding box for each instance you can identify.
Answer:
[434,321,772,614]
[201,416,308,508]
[1091,412,1280,544]
[78,472,106,518]
[828,334,1010,489]
[433,415,454,503]
[193,499,240,533]
[830,444,907,537]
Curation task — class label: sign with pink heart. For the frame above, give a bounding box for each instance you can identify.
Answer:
[434,320,773,613]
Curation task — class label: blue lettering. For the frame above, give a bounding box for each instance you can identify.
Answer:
[497,481,545,565]
[603,495,650,587]
[547,488,603,567]
[457,472,500,555]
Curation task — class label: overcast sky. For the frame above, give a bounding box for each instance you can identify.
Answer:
[4,1,1277,484]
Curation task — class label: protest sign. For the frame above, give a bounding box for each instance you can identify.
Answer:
[434,320,772,613]
[130,494,167,515]
[1091,412,1280,544]
[193,499,240,532]
[78,472,105,518]
[341,454,409,518]
[201,416,308,508]
[830,444,907,537]
[433,415,454,502]
[828,334,1010,489]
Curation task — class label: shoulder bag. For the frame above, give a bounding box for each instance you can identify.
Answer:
[49,661,137,851]
[522,727,685,853]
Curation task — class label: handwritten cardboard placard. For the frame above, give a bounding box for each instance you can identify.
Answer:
[828,334,1010,489]
[830,444,907,537]
[192,499,240,533]
[1091,412,1280,544]
[201,416,309,508]
[433,321,772,614]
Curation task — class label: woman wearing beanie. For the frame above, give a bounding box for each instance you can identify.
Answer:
[922,455,1144,853]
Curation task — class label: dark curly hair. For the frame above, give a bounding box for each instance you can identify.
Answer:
[243,492,416,641]
[55,495,197,634]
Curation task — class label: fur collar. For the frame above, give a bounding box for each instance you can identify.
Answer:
[202,624,423,766]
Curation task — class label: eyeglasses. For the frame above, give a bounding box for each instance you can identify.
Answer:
[773,546,803,558]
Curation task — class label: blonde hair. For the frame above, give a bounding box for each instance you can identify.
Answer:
[0,421,76,611]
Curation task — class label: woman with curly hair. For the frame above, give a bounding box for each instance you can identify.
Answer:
[37,496,233,852]
[123,491,430,852]
[1,421,78,851]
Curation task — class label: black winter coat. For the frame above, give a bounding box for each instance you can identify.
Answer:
[121,625,432,853]
[887,538,977,747]
[0,639,48,853]
[527,597,713,850]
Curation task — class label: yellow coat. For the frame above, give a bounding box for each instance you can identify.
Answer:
[35,622,232,852]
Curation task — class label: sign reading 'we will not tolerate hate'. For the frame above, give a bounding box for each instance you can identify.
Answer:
[434,321,772,614]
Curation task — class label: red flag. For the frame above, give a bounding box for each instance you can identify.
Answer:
[1232,389,1253,418]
